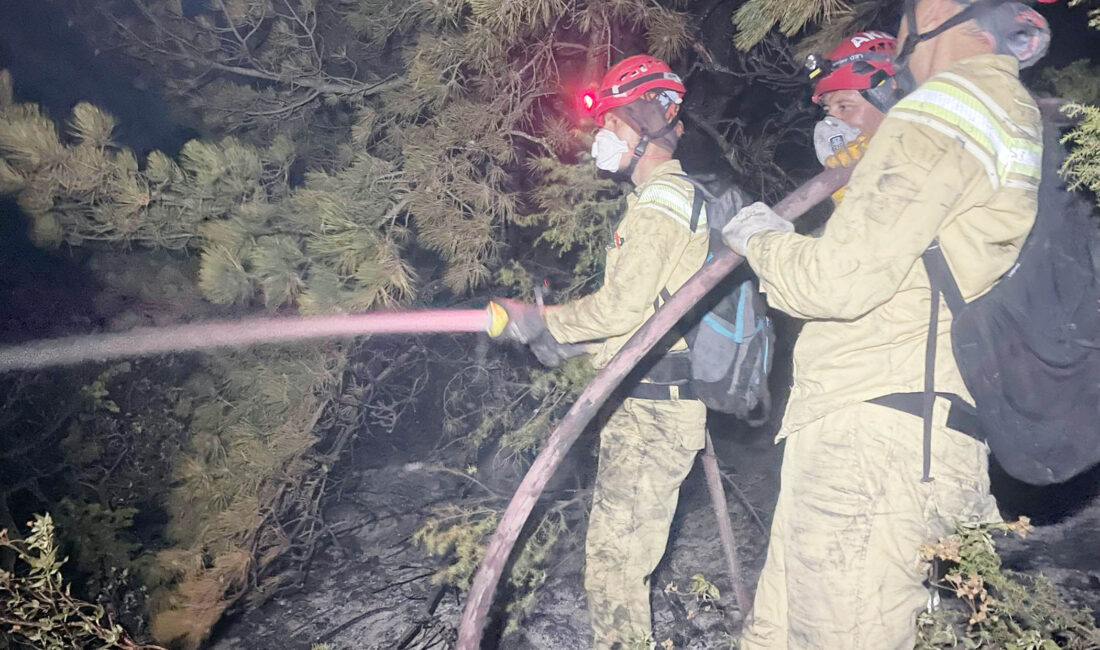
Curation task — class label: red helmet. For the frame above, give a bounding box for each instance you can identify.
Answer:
[811,31,897,105]
[587,54,685,126]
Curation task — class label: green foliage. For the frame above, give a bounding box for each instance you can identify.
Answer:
[79,363,132,414]
[141,344,355,648]
[502,510,568,635]
[521,152,622,280]
[1049,2,1100,196]
[732,0,846,50]
[1062,103,1100,197]
[418,343,592,636]
[413,504,500,587]
[916,519,1100,650]
[1043,60,1100,107]
[497,357,596,459]
[0,85,411,312]
[0,514,163,650]
[689,573,721,603]
[440,348,593,464]
[53,500,139,581]
[624,633,658,650]
[59,0,709,297]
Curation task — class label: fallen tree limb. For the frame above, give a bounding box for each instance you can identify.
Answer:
[721,470,770,538]
[396,584,449,649]
[457,166,853,648]
[701,431,751,616]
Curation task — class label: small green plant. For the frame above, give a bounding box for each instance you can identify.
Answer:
[916,518,1100,649]
[690,573,722,604]
[503,510,568,635]
[413,504,500,588]
[53,499,140,580]
[80,363,132,414]
[662,572,725,632]
[0,514,163,649]
[624,631,657,649]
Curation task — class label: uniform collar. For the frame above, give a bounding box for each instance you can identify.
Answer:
[632,159,685,196]
[945,53,1020,78]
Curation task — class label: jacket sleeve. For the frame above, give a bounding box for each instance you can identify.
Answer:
[545,199,693,343]
[743,114,987,321]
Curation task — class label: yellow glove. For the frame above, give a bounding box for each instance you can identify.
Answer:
[824,132,870,169]
[486,300,510,338]
[486,300,587,368]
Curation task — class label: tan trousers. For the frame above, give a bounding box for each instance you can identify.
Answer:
[584,396,707,650]
[740,399,1000,650]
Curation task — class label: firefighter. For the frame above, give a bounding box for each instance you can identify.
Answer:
[813,30,899,139]
[493,54,710,648]
[808,31,899,200]
[721,1,1052,648]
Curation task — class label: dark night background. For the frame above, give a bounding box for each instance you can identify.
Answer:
[2,0,1100,647]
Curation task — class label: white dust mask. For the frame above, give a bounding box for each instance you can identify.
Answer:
[592,128,630,173]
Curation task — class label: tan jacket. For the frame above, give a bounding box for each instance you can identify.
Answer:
[744,54,1041,437]
[545,160,710,368]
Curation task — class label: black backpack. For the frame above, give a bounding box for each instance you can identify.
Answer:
[922,107,1100,485]
[656,177,776,423]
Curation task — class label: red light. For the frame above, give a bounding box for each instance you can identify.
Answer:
[582,91,596,111]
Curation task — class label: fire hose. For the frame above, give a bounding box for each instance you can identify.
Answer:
[456,166,853,649]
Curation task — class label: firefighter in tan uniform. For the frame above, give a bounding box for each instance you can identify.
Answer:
[720,1,1053,648]
[494,55,710,648]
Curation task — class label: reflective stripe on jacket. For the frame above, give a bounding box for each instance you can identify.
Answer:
[545,159,710,368]
[743,54,1041,437]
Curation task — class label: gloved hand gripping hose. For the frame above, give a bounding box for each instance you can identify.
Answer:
[456,165,854,649]
[486,297,588,368]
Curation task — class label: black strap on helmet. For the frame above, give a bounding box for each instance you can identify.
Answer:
[622,113,681,179]
[600,71,684,100]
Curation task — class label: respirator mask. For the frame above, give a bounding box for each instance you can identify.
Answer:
[591,129,630,173]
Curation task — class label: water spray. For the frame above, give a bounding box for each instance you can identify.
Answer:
[0,306,506,373]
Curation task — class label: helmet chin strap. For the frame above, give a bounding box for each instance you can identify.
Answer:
[861,69,909,114]
[620,114,681,180]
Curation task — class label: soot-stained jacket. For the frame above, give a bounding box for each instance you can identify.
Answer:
[743,54,1041,438]
[544,159,710,369]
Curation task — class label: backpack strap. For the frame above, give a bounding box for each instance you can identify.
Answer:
[917,239,965,483]
[653,288,673,312]
[920,249,942,483]
[689,185,705,233]
[922,243,966,314]
[870,241,975,482]
[672,173,709,233]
